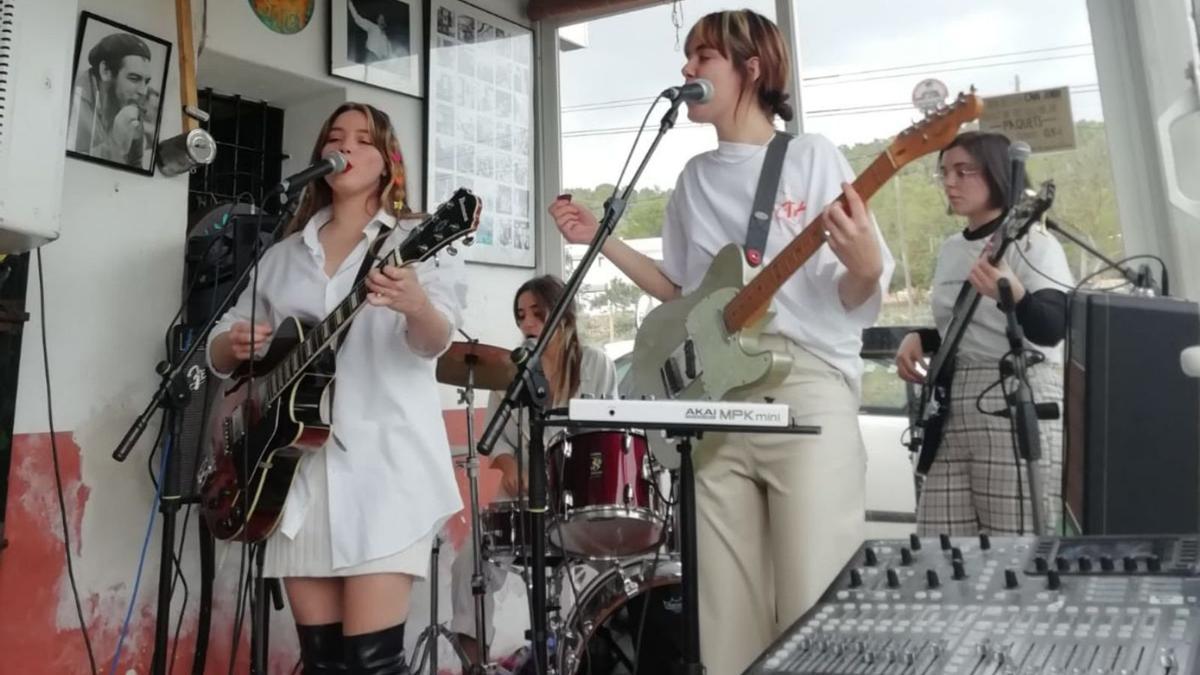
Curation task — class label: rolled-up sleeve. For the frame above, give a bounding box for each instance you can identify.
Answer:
[412,248,468,357]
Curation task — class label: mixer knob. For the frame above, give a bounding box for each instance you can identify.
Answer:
[1055,556,1070,572]
[849,568,863,588]
[901,547,914,566]
[1147,555,1162,572]
[1123,556,1138,573]
[1100,555,1115,572]
[1047,570,1062,591]
[903,649,916,665]
[887,568,901,588]
[864,547,878,566]
[977,639,992,659]
[951,546,964,561]
[1159,647,1177,670]
[1004,569,1020,589]
[952,560,967,580]
[1077,556,1093,572]
[979,533,991,550]
[1035,556,1049,573]
[926,569,941,589]
[910,533,923,551]
[939,533,952,551]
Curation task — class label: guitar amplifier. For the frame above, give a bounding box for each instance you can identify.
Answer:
[166,324,220,502]
[1063,291,1200,535]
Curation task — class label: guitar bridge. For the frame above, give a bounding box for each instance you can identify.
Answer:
[660,339,702,397]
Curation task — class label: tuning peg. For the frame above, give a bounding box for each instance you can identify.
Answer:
[462,236,475,246]
[446,245,459,256]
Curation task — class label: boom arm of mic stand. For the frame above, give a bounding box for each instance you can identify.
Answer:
[112,198,300,462]
[477,97,684,456]
[1044,218,1153,291]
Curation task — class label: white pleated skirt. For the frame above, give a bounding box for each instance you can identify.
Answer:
[262,453,435,579]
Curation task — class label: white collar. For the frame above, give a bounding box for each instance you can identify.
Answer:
[300,205,397,254]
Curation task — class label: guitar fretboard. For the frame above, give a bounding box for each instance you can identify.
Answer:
[261,243,403,406]
[722,151,898,333]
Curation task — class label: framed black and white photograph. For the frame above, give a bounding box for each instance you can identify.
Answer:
[330,0,425,98]
[426,0,535,268]
[65,12,172,176]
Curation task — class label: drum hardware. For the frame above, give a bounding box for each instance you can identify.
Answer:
[550,402,820,675]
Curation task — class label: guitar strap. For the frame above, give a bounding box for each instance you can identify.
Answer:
[333,223,393,355]
[743,131,793,267]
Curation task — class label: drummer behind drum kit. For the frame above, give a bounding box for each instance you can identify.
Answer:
[417,338,688,675]
[416,338,811,675]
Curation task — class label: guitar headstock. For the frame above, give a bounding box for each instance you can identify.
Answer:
[886,91,984,170]
[397,188,482,263]
[1000,180,1056,243]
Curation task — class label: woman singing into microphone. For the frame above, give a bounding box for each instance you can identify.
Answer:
[208,102,466,674]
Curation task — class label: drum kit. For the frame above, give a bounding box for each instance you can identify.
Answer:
[412,339,685,675]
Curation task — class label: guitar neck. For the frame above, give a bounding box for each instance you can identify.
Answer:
[722,151,897,333]
[261,244,403,405]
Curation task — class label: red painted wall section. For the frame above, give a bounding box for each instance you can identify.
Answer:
[1,408,499,674]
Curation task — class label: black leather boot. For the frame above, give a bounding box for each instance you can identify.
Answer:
[345,623,409,675]
[296,622,347,673]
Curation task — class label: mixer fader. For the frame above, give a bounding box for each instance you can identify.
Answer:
[744,535,1200,674]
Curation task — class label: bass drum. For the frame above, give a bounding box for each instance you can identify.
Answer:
[557,556,684,675]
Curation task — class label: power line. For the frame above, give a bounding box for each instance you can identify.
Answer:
[562,44,1095,114]
[562,84,1100,139]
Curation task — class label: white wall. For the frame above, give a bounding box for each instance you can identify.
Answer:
[10,0,541,669]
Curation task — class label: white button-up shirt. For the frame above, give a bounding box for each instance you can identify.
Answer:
[207,206,467,569]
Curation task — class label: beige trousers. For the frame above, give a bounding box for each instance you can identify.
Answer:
[694,336,867,675]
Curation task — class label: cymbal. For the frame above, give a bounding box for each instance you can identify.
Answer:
[436,341,518,390]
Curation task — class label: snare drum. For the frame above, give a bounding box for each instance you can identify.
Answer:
[479,500,562,568]
[548,430,665,559]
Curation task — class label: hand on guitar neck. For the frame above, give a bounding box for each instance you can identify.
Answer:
[821,181,885,310]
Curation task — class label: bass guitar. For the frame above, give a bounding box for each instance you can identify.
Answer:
[623,93,983,463]
[200,189,481,542]
[910,181,1056,474]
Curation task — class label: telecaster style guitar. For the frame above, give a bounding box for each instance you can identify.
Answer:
[622,93,983,464]
[910,181,1056,475]
[200,189,481,542]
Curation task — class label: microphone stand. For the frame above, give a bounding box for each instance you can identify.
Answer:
[115,187,300,675]
[997,278,1046,535]
[1044,218,1162,295]
[476,94,686,674]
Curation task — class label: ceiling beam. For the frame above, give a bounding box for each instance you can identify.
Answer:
[528,0,671,23]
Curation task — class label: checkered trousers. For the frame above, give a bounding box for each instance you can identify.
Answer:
[916,359,1064,536]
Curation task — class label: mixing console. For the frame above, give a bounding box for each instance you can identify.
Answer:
[744,535,1200,674]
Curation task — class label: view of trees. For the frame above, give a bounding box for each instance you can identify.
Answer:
[570,120,1124,347]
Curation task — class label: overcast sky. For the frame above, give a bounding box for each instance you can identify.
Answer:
[558,0,1100,190]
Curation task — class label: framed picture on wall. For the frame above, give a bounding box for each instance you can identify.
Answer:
[65,11,172,176]
[330,0,425,98]
[426,0,536,268]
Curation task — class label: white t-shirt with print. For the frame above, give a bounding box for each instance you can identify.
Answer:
[658,133,896,391]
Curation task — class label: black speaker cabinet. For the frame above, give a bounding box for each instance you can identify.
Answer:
[1064,291,1200,535]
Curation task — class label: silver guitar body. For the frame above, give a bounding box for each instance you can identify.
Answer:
[621,244,793,467]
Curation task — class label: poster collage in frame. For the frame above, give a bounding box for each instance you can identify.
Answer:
[427,0,535,267]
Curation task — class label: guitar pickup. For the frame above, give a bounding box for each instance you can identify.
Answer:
[660,339,702,397]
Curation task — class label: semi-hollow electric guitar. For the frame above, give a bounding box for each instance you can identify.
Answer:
[622,93,983,464]
[910,181,1056,475]
[200,189,481,542]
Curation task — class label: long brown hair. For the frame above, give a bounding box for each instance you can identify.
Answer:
[685,10,794,121]
[514,275,581,405]
[283,102,414,237]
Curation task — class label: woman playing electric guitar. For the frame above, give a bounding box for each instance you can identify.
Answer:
[550,10,895,673]
[207,102,467,674]
[896,131,1072,537]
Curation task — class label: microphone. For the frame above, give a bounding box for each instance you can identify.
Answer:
[269,152,348,198]
[1007,141,1032,210]
[661,79,714,103]
[511,336,537,365]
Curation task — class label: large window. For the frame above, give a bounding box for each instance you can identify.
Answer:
[793,0,1124,327]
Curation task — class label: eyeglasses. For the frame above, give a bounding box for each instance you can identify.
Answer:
[933,166,982,183]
